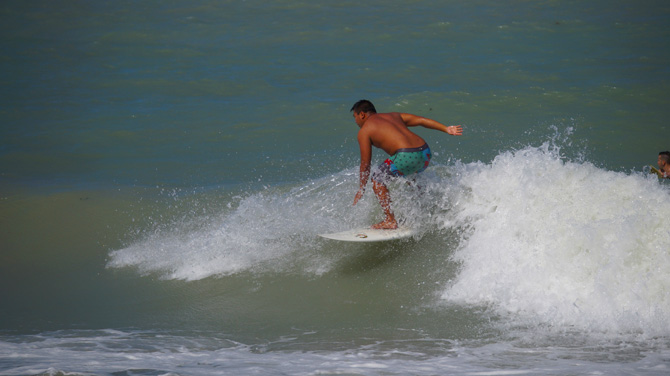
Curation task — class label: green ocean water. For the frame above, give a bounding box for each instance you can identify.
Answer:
[2,0,669,189]
[1,1,670,375]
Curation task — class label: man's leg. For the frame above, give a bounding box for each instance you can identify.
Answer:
[371,178,397,229]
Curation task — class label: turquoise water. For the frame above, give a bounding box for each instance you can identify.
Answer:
[1,1,670,375]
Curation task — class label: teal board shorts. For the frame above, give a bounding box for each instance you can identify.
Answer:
[372,143,431,182]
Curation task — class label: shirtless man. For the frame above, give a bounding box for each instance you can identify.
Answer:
[351,99,463,229]
[658,151,670,178]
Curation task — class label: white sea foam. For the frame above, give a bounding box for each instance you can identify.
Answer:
[440,141,670,337]
[109,136,670,338]
[1,330,667,376]
[107,171,375,280]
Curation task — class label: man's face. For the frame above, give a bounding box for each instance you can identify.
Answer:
[659,155,664,168]
[353,111,366,127]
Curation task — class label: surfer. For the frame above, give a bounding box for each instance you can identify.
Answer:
[658,151,670,178]
[351,99,463,229]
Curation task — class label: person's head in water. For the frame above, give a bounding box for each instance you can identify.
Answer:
[658,151,670,171]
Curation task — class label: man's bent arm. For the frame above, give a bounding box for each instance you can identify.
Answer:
[354,132,372,205]
[359,161,370,189]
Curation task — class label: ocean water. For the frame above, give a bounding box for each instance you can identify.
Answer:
[1,0,670,375]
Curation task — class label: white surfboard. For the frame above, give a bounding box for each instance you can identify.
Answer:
[319,226,417,242]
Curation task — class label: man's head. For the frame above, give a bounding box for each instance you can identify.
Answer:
[350,100,377,115]
[350,100,377,127]
[658,151,670,168]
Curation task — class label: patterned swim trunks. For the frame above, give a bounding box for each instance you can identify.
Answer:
[372,143,431,181]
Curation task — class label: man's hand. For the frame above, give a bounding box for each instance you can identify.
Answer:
[353,189,364,205]
[446,125,463,136]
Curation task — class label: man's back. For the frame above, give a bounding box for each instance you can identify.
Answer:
[359,112,426,155]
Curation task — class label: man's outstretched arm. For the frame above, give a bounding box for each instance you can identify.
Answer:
[400,113,463,136]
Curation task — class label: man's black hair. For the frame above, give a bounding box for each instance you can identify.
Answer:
[350,99,377,114]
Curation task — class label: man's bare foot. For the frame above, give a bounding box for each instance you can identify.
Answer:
[371,219,398,230]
